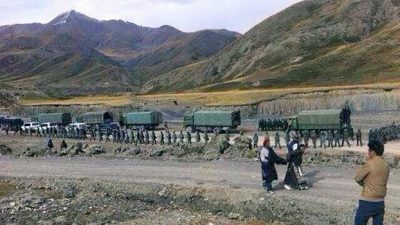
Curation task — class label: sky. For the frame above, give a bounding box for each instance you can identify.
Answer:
[0,0,302,33]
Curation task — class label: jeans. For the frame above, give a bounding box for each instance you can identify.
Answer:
[354,200,384,225]
[262,181,272,191]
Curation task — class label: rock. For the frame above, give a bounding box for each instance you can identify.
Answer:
[126,147,141,156]
[85,144,106,156]
[0,145,12,155]
[150,148,166,157]
[228,212,241,220]
[63,182,77,198]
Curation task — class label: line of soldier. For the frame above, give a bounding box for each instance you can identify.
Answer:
[252,128,362,149]
[368,122,400,144]
[17,126,87,139]
[258,118,288,131]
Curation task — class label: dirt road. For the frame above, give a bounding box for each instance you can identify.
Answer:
[1,156,399,211]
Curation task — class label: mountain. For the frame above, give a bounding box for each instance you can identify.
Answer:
[142,0,400,93]
[0,10,239,97]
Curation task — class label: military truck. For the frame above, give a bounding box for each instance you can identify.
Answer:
[123,111,163,130]
[183,110,241,133]
[286,109,353,134]
[37,113,72,126]
[1,117,24,131]
[81,111,114,125]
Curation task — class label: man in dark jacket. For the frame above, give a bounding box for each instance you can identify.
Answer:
[260,138,287,194]
[284,144,308,190]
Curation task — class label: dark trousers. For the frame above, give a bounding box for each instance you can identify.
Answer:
[354,200,384,225]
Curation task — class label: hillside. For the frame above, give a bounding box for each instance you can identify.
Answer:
[0,10,239,97]
[142,0,400,93]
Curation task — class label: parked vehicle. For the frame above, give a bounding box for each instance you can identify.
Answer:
[66,123,88,131]
[40,122,59,130]
[1,117,24,131]
[285,109,353,135]
[123,111,163,130]
[183,110,241,133]
[37,113,72,126]
[21,122,40,132]
[81,112,113,125]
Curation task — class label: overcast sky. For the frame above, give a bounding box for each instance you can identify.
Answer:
[0,0,302,33]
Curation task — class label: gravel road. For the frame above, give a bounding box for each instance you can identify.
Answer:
[1,156,399,212]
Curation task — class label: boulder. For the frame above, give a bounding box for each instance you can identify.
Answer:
[0,145,12,155]
[85,144,106,156]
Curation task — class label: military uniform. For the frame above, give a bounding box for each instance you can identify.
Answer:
[195,131,201,143]
[172,131,177,144]
[145,131,150,145]
[160,131,165,145]
[186,131,192,144]
[320,132,327,149]
[179,131,184,143]
[342,129,351,147]
[303,130,309,147]
[327,130,334,148]
[253,133,259,148]
[167,131,172,145]
[311,130,317,148]
[151,130,156,145]
[204,132,209,143]
[274,132,281,148]
[334,130,341,148]
[356,129,363,146]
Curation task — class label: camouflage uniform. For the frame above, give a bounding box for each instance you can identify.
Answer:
[310,130,317,149]
[253,133,259,148]
[172,131,177,144]
[204,132,209,143]
[196,131,201,143]
[342,129,351,147]
[334,130,341,148]
[320,132,327,149]
[151,130,156,145]
[186,131,192,144]
[356,129,363,147]
[179,131,184,143]
[327,130,334,148]
[274,132,281,148]
[160,131,165,145]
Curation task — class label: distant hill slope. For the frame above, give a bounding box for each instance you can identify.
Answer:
[0,10,239,97]
[142,0,400,93]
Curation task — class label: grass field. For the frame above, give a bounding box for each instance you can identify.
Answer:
[18,82,400,107]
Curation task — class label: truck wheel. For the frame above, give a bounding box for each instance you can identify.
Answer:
[186,126,193,133]
[213,127,220,134]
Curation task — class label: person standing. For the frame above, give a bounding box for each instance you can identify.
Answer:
[260,138,287,194]
[179,130,184,143]
[253,133,259,149]
[204,132,209,143]
[151,130,156,145]
[334,130,341,148]
[160,131,165,145]
[356,128,363,147]
[195,131,201,143]
[354,140,389,225]
[342,128,352,147]
[186,131,192,144]
[172,131,177,144]
[274,132,281,148]
[311,130,317,149]
[303,130,310,148]
[327,130,334,148]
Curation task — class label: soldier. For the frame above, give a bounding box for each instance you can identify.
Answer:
[195,131,201,143]
[356,128,363,146]
[167,131,172,145]
[5,125,9,135]
[285,130,290,146]
[327,130,334,148]
[172,131,177,144]
[334,130,341,148]
[186,131,192,144]
[151,130,157,145]
[204,132,209,143]
[274,132,281,148]
[303,130,309,148]
[320,131,327,149]
[342,128,351,147]
[253,133,259,148]
[140,130,145,144]
[136,130,140,144]
[145,130,150,145]
[179,130,184,143]
[310,130,317,149]
[160,131,165,145]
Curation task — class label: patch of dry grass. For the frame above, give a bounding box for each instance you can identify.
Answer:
[18,83,400,107]
[0,182,17,198]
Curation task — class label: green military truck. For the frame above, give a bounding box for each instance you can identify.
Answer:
[38,113,72,126]
[123,111,163,130]
[286,109,352,134]
[81,111,114,125]
[183,110,241,133]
